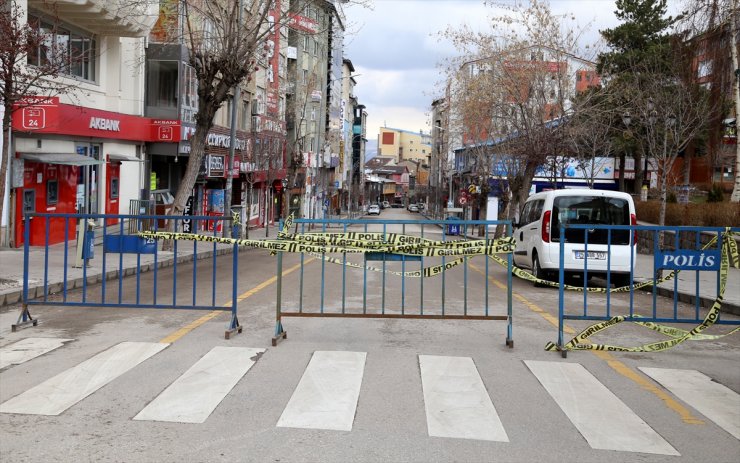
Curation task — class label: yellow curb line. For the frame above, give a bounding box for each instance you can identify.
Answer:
[468,262,704,426]
[159,258,312,344]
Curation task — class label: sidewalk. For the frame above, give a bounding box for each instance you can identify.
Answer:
[1,217,739,317]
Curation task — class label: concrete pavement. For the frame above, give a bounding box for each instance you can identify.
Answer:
[1,216,738,316]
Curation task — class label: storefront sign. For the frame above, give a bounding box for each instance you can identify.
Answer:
[206,132,247,150]
[288,12,318,33]
[12,98,180,142]
[182,195,194,233]
[207,154,225,177]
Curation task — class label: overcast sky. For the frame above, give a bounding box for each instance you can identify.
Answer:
[343,0,682,147]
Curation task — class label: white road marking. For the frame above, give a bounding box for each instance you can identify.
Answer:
[525,360,679,455]
[419,355,509,442]
[134,346,265,423]
[0,338,73,369]
[277,351,366,431]
[640,367,740,440]
[0,342,168,416]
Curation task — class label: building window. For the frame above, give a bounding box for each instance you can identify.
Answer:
[241,100,249,129]
[46,180,58,205]
[27,13,97,81]
[302,69,308,84]
[697,60,712,79]
[304,35,309,51]
[147,61,178,108]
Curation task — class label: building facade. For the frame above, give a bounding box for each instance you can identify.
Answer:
[7,0,160,247]
[378,127,432,164]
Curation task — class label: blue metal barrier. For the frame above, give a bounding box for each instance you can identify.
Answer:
[272,217,514,347]
[555,224,740,357]
[13,212,242,339]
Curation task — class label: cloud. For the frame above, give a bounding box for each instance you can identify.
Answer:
[343,0,682,142]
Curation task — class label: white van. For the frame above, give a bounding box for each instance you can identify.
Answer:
[512,189,636,286]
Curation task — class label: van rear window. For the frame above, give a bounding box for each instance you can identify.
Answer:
[551,196,630,244]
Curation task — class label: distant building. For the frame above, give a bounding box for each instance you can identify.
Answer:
[378,127,432,164]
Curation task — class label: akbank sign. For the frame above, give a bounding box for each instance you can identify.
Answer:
[655,249,721,271]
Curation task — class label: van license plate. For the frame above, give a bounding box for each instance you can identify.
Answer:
[574,251,606,260]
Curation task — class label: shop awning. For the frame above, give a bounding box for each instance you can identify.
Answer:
[20,153,103,166]
[107,153,142,162]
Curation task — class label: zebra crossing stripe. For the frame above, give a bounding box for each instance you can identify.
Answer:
[639,367,740,440]
[134,346,265,423]
[525,360,679,455]
[0,342,168,416]
[0,338,73,370]
[277,351,366,431]
[419,355,508,442]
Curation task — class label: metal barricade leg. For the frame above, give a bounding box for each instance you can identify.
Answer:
[225,241,243,339]
[272,251,287,346]
[12,214,38,332]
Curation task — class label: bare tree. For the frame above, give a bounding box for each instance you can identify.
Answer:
[566,86,624,188]
[0,0,89,245]
[164,0,272,233]
[628,59,711,226]
[439,0,598,229]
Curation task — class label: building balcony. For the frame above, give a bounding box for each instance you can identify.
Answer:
[29,0,158,37]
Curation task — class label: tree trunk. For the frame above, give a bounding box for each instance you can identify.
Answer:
[618,152,626,192]
[729,0,740,203]
[165,121,211,250]
[634,151,643,194]
[730,0,740,202]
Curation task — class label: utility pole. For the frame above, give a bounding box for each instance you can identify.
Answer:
[224,0,244,235]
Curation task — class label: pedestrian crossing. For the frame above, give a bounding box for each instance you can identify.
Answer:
[1,339,739,456]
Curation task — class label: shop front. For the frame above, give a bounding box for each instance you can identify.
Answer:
[11,97,179,247]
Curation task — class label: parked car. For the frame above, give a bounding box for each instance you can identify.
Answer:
[368,204,381,215]
[382,201,390,209]
[417,202,425,211]
[407,204,419,212]
[512,188,637,287]
[391,202,403,208]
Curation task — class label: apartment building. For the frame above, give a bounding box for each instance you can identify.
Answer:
[377,127,432,164]
[4,0,363,246]
[6,0,160,247]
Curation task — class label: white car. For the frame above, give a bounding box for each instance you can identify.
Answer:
[368,204,381,215]
[407,204,419,212]
[513,189,637,287]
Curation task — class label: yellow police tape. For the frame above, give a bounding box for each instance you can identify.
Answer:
[141,217,739,351]
[545,230,740,352]
[138,227,516,259]
[308,252,470,278]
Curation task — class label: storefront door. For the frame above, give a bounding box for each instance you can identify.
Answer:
[75,143,101,214]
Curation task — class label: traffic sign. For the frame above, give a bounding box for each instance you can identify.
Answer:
[459,195,468,205]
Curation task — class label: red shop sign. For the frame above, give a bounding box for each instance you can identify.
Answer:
[12,99,180,143]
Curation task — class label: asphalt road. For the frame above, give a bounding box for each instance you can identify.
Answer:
[1,208,739,462]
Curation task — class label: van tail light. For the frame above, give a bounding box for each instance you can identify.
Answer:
[631,213,637,245]
[542,210,551,243]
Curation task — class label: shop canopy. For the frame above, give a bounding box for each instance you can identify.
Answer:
[20,153,104,166]
[107,153,142,162]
